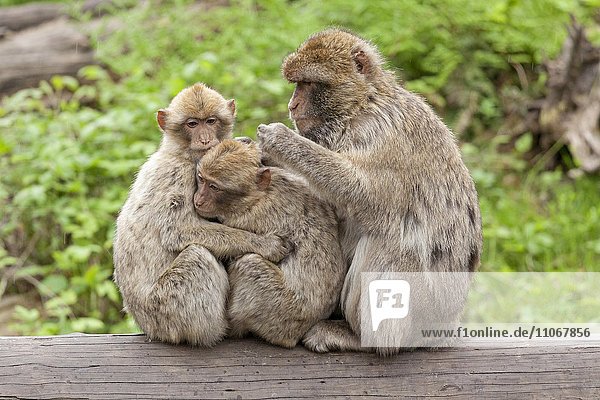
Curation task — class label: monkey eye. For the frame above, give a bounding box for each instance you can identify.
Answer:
[209,183,220,191]
[197,175,204,183]
[206,117,217,125]
[186,119,199,128]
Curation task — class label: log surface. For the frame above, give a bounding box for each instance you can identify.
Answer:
[0,334,599,399]
[0,3,64,33]
[0,18,94,96]
[0,1,120,97]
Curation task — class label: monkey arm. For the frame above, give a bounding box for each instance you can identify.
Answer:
[257,123,371,211]
[160,221,288,263]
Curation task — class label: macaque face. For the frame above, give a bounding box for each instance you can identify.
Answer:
[183,116,222,153]
[156,89,235,154]
[194,169,235,219]
[193,140,272,220]
[193,163,252,220]
[287,82,325,132]
[282,38,372,146]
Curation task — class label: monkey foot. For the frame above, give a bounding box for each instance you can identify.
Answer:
[302,320,365,353]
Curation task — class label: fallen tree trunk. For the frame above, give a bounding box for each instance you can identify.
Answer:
[0,2,63,33]
[0,0,125,97]
[0,18,94,96]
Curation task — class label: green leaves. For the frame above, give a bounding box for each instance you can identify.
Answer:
[515,133,533,153]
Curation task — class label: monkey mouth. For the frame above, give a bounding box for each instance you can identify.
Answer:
[191,140,219,152]
[293,117,321,132]
[196,210,219,221]
[191,145,215,152]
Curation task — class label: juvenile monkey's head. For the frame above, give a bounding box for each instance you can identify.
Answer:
[194,140,271,220]
[157,83,236,154]
[282,28,387,148]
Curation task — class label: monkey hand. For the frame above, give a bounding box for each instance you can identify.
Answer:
[259,232,292,263]
[234,136,254,145]
[256,123,294,155]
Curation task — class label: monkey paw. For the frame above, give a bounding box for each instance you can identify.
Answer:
[302,327,335,353]
[261,233,291,263]
[256,123,293,152]
[302,320,365,354]
[234,136,254,145]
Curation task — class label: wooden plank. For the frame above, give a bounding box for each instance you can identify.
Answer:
[0,334,598,399]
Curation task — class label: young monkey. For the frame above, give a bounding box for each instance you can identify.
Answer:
[113,84,287,347]
[194,140,347,348]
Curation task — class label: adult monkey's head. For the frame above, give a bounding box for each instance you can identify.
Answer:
[282,28,391,149]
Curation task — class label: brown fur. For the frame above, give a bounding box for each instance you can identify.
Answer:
[258,29,482,356]
[195,140,346,348]
[113,83,287,346]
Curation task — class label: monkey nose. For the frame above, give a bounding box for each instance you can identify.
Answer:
[288,102,299,112]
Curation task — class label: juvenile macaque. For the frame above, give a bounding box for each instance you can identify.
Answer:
[258,29,482,355]
[113,83,287,346]
[194,139,346,348]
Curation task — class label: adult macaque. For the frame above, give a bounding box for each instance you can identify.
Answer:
[194,139,346,348]
[114,83,288,346]
[257,29,482,355]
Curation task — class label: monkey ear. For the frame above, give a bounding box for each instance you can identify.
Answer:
[352,50,371,75]
[256,167,271,190]
[227,99,236,116]
[157,109,168,131]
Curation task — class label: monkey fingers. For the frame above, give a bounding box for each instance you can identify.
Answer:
[256,123,294,152]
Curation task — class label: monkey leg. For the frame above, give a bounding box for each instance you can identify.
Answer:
[303,243,425,356]
[147,244,229,347]
[227,254,307,348]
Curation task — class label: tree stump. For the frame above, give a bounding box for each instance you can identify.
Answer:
[524,19,600,173]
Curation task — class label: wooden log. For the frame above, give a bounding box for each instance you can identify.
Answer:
[0,334,599,399]
[0,2,64,33]
[0,1,117,33]
[0,18,94,96]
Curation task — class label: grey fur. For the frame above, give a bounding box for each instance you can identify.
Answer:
[258,29,482,356]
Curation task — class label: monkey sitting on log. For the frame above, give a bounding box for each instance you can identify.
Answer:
[257,29,482,355]
[113,83,288,347]
[194,139,347,348]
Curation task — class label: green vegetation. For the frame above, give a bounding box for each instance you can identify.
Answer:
[0,0,598,335]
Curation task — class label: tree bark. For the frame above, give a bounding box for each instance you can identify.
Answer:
[0,2,64,33]
[525,19,600,173]
[0,18,94,96]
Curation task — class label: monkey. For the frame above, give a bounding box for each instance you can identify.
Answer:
[256,28,482,355]
[193,139,347,348]
[113,83,288,347]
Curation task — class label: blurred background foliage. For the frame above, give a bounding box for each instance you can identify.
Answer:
[0,0,599,335]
